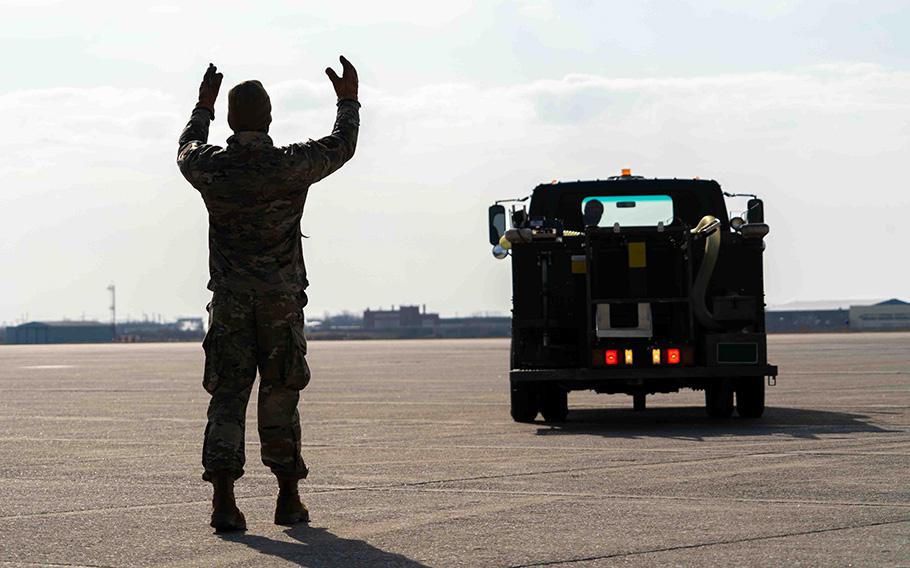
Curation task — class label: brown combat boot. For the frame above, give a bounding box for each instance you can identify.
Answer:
[274,476,310,526]
[209,472,247,533]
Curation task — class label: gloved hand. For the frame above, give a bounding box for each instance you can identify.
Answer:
[197,63,224,113]
[325,55,358,102]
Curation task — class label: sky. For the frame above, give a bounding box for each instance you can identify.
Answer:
[2,0,909,324]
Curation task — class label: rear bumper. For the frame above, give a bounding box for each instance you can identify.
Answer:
[510,364,778,384]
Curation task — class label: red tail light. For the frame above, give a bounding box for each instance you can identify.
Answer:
[605,350,619,365]
[667,348,681,364]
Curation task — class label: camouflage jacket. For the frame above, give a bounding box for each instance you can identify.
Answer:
[177,100,360,297]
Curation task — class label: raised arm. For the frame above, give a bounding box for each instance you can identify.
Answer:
[285,56,361,185]
[177,64,223,180]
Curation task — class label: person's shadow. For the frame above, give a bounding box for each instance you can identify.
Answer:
[221,525,430,568]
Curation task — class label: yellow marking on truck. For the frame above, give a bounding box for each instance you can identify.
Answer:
[571,255,587,274]
[628,242,646,268]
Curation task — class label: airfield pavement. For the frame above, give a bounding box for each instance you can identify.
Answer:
[0,333,908,567]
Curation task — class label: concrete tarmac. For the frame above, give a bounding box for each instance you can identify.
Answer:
[0,333,908,567]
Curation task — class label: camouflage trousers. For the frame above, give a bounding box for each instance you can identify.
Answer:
[201,291,310,482]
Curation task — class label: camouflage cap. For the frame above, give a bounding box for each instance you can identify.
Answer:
[227,80,272,133]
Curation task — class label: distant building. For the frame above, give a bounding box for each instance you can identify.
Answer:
[5,321,114,344]
[765,298,910,333]
[4,317,206,344]
[117,317,205,342]
[363,305,439,330]
[849,299,910,331]
[309,305,509,339]
[434,316,511,338]
[765,309,849,333]
[314,312,363,330]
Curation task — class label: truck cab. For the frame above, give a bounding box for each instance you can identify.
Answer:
[489,172,777,422]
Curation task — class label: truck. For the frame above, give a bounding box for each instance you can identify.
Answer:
[488,171,777,423]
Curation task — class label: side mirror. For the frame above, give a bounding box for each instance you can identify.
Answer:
[488,204,507,245]
[747,198,764,223]
[492,244,509,259]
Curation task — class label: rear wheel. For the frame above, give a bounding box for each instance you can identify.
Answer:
[510,383,539,422]
[736,377,765,418]
[705,380,734,418]
[539,386,569,422]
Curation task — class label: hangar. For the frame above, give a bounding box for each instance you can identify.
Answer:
[850,299,910,331]
[5,321,114,344]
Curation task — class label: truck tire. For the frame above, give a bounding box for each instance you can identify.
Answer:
[511,383,538,422]
[539,386,569,422]
[736,377,765,418]
[705,380,734,418]
[509,334,519,369]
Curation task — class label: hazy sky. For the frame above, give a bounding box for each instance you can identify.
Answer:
[2,0,909,324]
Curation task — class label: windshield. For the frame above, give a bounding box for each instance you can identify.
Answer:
[581,195,674,227]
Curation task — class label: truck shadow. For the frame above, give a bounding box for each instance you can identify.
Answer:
[535,406,899,440]
[220,525,430,568]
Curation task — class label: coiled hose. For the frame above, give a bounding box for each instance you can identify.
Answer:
[690,215,723,330]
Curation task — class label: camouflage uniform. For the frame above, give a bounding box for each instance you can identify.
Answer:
[177,99,360,481]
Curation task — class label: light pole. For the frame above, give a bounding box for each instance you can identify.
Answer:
[107,283,116,340]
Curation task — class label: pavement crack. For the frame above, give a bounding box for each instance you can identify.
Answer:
[507,517,910,567]
[367,485,910,510]
[356,449,818,490]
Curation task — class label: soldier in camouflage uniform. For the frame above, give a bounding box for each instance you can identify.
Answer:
[177,57,360,532]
